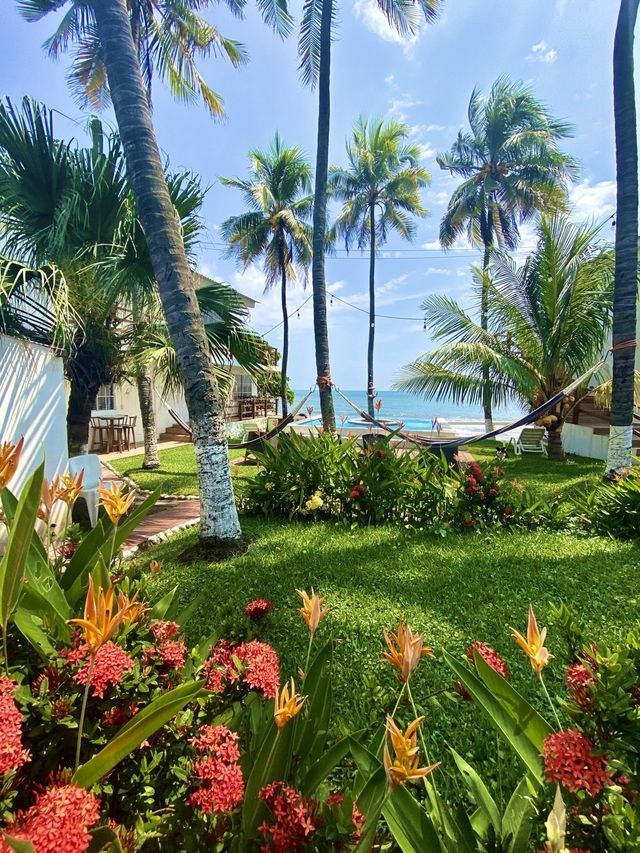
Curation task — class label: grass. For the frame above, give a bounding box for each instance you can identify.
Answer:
[110,443,257,495]
[135,509,640,794]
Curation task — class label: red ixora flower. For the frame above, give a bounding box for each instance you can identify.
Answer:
[244,599,274,620]
[502,506,513,520]
[258,781,319,852]
[468,642,510,679]
[463,517,476,527]
[543,729,612,797]
[0,676,29,776]
[349,484,365,501]
[566,661,597,709]
[466,461,484,482]
[74,642,134,698]
[202,639,280,698]
[188,725,244,815]
[149,621,180,642]
[1,784,100,853]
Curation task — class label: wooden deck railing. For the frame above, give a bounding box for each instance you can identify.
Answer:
[225,396,279,422]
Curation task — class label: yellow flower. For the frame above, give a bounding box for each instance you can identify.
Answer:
[39,475,62,523]
[98,481,136,525]
[119,590,148,625]
[68,576,128,654]
[58,471,84,506]
[305,492,324,511]
[383,623,433,683]
[511,604,553,677]
[383,715,440,787]
[149,559,163,575]
[274,677,306,729]
[0,437,24,493]
[296,588,328,636]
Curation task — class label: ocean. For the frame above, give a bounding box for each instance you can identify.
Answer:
[292,389,524,427]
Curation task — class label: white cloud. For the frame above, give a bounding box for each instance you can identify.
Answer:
[384,73,395,86]
[388,93,421,121]
[433,191,450,205]
[526,41,558,64]
[353,0,420,55]
[416,142,436,161]
[569,179,616,224]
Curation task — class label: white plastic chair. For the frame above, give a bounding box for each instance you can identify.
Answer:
[68,454,101,527]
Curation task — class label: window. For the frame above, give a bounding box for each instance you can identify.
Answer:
[234,374,252,398]
[95,384,116,411]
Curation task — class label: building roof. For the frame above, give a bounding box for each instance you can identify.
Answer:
[195,272,256,309]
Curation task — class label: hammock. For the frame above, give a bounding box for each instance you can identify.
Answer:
[332,358,608,450]
[158,387,316,450]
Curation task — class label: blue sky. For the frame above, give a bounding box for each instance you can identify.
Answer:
[0,0,630,390]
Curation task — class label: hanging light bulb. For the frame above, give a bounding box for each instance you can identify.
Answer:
[330,294,333,305]
[423,317,427,330]
[297,310,300,319]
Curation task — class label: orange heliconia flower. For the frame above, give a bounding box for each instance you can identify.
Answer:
[274,678,306,729]
[68,576,128,655]
[296,589,328,637]
[511,604,554,678]
[119,590,148,625]
[98,482,136,526]
[383,715,440,787]
[39,475,62,523]
[383,623,433,683]
[0,437,24,493]
[58,471,84,506]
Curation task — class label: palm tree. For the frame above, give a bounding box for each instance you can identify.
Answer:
[298,0,442,431]
[329,117,429,416]
[18,0,291,544]
[437,77,579,432]
[220,134,313,418]
[396,217,615,461]
[606,0,640,472]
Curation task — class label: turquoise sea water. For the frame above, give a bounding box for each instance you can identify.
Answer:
[292,389,524,426]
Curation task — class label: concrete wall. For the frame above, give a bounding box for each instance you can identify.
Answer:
[0,335,68,542]
[562,423,609,460]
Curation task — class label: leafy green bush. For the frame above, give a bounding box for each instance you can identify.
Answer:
[577,468,640,538]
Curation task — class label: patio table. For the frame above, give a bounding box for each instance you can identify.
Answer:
[90,410,128,453]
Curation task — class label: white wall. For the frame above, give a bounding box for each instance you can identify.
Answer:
[0,335,68,541]
[562,423,609,460]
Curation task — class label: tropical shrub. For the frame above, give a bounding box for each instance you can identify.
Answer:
[576,467,640,539]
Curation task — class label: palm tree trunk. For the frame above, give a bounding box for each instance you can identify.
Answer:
[280,253,289,419]
[546,424,565,462]
[481,243,494,433]
[367,203,376,418]
[607,0,640,472]
[91,0,241,544]
[311,0,335,432]
[67,375,101,456]
[137,366,160,469]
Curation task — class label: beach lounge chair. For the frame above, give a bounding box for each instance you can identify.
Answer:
[508,427,547,456]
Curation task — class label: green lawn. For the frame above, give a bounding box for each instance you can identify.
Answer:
[110,443,257,494]
[134,507,639,794]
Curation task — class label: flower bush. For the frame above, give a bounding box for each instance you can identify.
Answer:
[577,467,640,539]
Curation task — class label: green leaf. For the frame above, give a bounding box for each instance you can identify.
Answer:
[474,650,552,753]
[2,835,35,853]
[295,639,333,766]
[503,775,538,853]
[150,586,178,621]
[0,460,44,635]
[300,732,364,797]
[87,825,123,853]
[242,720,295,840]
[442,650,548,782]
[13,610,57,658]
[353,767,388,852]
[383,784,442,852]
[450,748,501,837]
[62,517,112,591]
[73,679,204,788]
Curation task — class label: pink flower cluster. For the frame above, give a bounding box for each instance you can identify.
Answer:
[188,725,244,815]
[566,661,596,710]
[468,642,510,679]
[543,729,612,797]
[203,639,280,698]
[150,621,180,642]
[75,643,135,698]
[0,784,100,853]
[244,598,274,620]
[0,677,29,776]
[258,781,318,852]
[146,621,186,673]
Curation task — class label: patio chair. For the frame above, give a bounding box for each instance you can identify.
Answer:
[508,427,547,456]
[68,454,101,527]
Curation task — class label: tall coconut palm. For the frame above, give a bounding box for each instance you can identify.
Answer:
[18,0,291,544]
[220,134,313,418]
[606,0,640,472]
[396,217,615,461]
[329,117,429,416]
[437,77,579,432]
[298,0,442,430]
